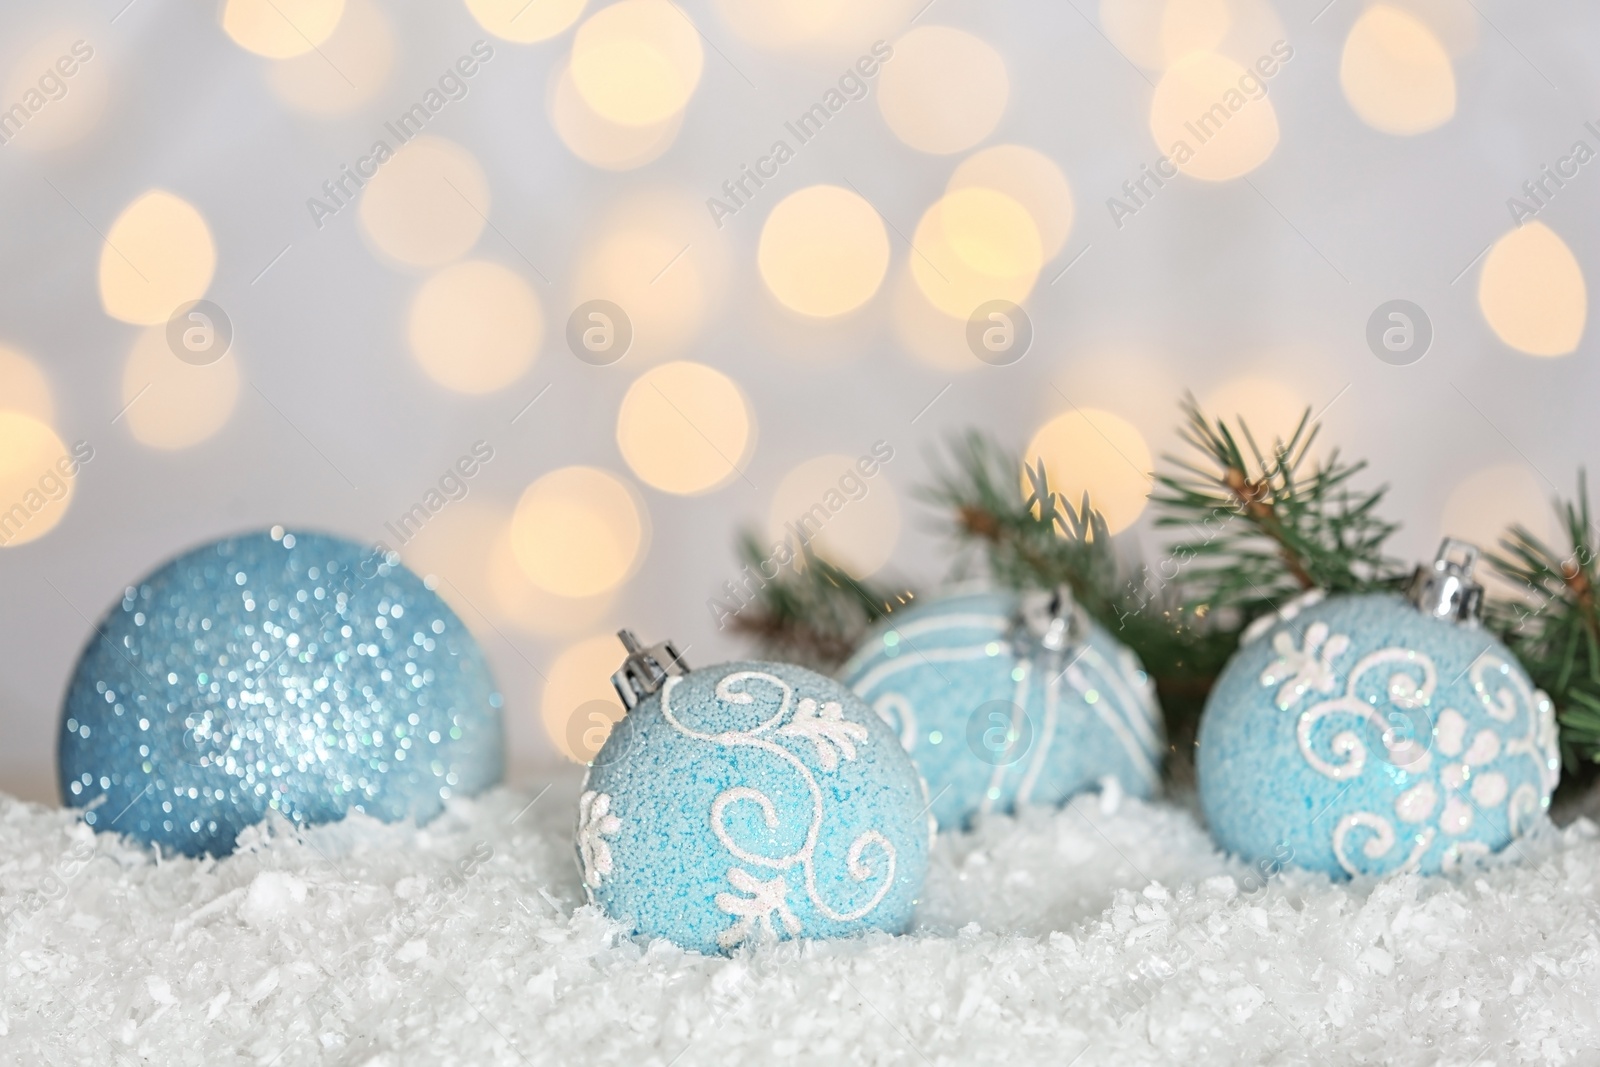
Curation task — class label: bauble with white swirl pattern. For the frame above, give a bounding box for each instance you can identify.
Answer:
[578,633,932,954]
[1198,541,1560,878]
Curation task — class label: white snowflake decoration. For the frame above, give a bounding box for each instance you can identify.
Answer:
[1260,621,1351,710]
[576,790,621,889]
[778,697,868,771]
[715,868,801,949]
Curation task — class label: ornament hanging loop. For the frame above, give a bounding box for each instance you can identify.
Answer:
[611,630,690,708]
[1405,537,1485,626]
[1015,584,1084,653]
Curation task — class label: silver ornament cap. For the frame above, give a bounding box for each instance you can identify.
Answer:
[611,629,689,708]
[1405,537,1485,626]
[1014,583,1085,653]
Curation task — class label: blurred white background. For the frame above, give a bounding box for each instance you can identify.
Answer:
[0,0,1595,803]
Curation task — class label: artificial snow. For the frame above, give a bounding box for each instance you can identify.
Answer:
[2,771,1597,1065]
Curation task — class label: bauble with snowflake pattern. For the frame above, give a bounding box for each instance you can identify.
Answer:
[58,527,504,857]
[1197,539,1561,878]
[577,631,932,955]
[841,586,1165,831]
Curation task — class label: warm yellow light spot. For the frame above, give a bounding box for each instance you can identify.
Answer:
[511,467,647,597]
[488,525,616,635]
[549,59,683,169]
[400,499,616,638]
[0,413,76,548]
[1478,222,1586,357]
[948,145,1075,260]
[120,328,239,451]
[1149,50,1279,181]
[1025,409,1153,535]
[0,346,54,423]
[617,362,753,495]
[910,188,1042,319]
[98,191,216,326]
[878,26,1008,155]
[222,0,346,58]
[466,0,588,42]
[1340,4,1455,135]
[572,195,718,362]
[1,32,110,153]
[1441,463,1559,599]
[1202,377,1308,451]
[767,454,901,577]
[570,0,703,126]
[408,261,542,394]
[1101,0,1233,70]
[712,0,847,48]
[266,0,393,116]
[1387,0,1477,57]
[757,186,890,318]
[541,633,628,762]
[359,136,489,268]
[713,0,918,55]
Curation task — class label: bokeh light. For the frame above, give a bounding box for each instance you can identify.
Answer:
[616,361,753,495]
[1149,50,1279,181]
[1441,462,1558,599]
[541,633,628,763]
[767,454,901,577]
[1478,221,1586,357]
[400,499,616,637]
[0,346,55,423]
[549,59,683,169]
[408,260,542,393]
[570,0,703,126]
[1387,0,1478,57]
[1100,0,1232,71]
[98,190,216,326]
[0,413,76,548]
[948,145,1075,260]
[572,194,718,362]
[1340,4,1455,136]
[265,0,394,116]
[1202,376,1308,451]
[1,32,109,153]
[910,188,1043,319]
[120,327,239,451]
[1024,409,1154,535]
[758,185,890,318]
[466,0,588,42]
[878,26,1009,155]
[511,467,647,597]
[222,0,346,59]
[711,0,847,49]
[359,136,489,268]
[488,524,616,635]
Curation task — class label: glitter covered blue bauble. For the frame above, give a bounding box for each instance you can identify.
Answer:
[579,655,932,955]
[841,589,1165,831]
[59,527,504,857]
[1198,589,1561,878]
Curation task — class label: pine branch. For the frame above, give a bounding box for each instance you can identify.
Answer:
[725,531,913,672]
[916,431,1121,616]
[1486,471,1600,769]
[1150,393,1404,622]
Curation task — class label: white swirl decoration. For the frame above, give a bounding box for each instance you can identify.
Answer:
[1283,645,1436,782]
[1263,623,1556,876]
[660,670,897,950]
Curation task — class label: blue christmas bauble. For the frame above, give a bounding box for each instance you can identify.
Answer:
[59,527,504,857]
[1198,589,1561,877]
[579,652,932,955]
[840,589,1165,830]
